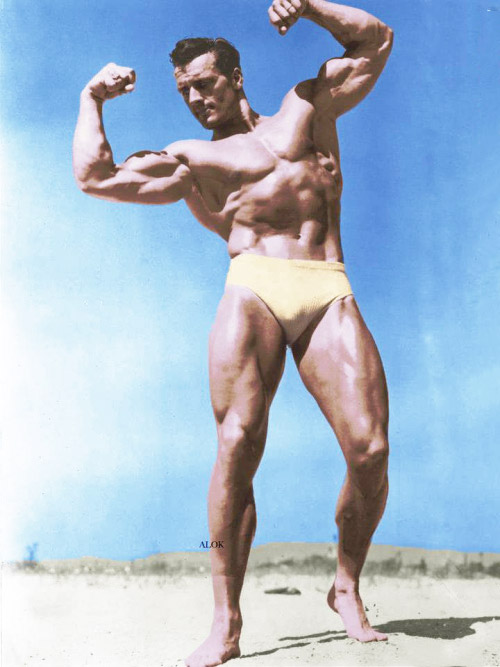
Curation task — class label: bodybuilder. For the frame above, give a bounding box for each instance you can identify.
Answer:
[73,1,394,664]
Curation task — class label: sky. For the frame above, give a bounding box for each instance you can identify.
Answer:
[2,0,500,562]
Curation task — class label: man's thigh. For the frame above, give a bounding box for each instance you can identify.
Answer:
[209,285,286,429]
[291,296,388,451]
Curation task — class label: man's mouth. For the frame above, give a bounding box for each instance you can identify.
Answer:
[198,106,214,119]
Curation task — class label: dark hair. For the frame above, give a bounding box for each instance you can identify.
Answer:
[169,37,241,78]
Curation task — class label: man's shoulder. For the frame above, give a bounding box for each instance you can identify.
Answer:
[271,79,318,123]
[280,79,316,108]
[258,79,319,135]
[165,138,209,160]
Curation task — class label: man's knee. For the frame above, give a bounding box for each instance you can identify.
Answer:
[216,412,264,480]
[344,427,389,479]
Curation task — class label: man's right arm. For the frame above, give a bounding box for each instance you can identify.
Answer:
[73,63,192,204]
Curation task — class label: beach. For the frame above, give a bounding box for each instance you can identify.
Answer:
[3,544,500,667]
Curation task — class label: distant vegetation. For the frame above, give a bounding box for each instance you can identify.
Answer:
[253,554,500,579]
[7,551,500,579]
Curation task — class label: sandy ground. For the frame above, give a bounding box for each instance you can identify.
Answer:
[2,571,500,667]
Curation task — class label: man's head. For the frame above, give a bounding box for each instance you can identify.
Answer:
[170,38,244,129]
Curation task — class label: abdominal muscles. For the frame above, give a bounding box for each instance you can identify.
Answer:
[226,155,343,260]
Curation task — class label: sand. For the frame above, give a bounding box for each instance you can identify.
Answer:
[3,569,500,667]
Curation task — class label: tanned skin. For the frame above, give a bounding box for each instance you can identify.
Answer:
[73,1,393,665]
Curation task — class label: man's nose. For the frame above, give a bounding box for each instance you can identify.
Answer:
[189,88,203,105]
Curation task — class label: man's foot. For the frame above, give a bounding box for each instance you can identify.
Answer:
[327,583,388,642]
[184,616,242,667]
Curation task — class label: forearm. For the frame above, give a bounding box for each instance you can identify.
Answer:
[303,0,391,48]
[72,90,115,190]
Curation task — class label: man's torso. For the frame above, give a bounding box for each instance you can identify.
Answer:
[168,79,345,261]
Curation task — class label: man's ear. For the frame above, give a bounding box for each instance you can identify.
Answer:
[231,67,244,90]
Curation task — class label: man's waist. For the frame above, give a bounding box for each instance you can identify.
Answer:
[228,252,347,272]
[227,223,343,264]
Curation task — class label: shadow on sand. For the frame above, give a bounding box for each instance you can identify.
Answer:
[240,616,500,659]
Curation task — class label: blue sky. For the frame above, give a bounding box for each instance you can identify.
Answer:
[2,0,500,561]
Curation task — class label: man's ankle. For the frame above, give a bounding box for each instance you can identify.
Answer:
[333,578,359,595]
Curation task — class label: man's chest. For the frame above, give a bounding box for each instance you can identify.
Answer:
[174,109,342,219]
[207,133,337,189]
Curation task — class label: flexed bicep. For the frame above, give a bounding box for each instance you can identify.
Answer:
[265,0,393,117]
[315,27,393,118]
[81,149,193,205]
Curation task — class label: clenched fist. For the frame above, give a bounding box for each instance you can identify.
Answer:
[84,63,136,102]
[268,0,308,35]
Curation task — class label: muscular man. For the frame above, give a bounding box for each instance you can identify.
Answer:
[73,1,393,664]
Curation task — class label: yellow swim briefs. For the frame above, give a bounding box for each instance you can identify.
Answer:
[225,253,354,345]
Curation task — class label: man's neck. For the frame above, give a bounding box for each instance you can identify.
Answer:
[211,98,262,140]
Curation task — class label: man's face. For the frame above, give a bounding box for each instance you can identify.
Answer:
[174,52,241,129]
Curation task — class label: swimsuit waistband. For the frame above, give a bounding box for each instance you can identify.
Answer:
[229,253,346,272]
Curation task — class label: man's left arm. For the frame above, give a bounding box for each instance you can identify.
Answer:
[269,0,393,117]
